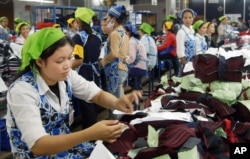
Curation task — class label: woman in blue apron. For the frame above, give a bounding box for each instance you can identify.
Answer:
[6,28,142,159]
[176,8,196,75]
[193,20,208,54]
[99,5,129,98]
[71,8,104,130]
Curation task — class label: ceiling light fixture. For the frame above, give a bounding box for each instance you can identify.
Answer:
[18,0,54,4]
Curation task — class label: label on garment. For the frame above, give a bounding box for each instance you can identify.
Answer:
[69,106,74,126]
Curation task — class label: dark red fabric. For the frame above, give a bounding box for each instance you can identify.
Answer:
[159,124,196,148]
[232,122,250,143]
[232,102,250,122]
[226,56,244,71]
[162,100,214,117]
[195,71,219,83]
[193,54,219,75]
[197,95,236,118]
[221,70,242,82]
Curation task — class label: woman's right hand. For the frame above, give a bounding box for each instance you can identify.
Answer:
[87,120,125,143]
[179,57,186,66]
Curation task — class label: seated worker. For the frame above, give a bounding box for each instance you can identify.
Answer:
[157,21,180,77]
[204,22,217,48]
[6,27,142,159]
[15,22,30,45]
[139,22,158,71]
[125,24,147,91]
[0,16,11,41]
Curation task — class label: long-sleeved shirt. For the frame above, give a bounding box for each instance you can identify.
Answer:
[194,33,207,54]
[157,32,177,56]
[6,69,100,153]
[140,34,157,69]
[176,24,195,58]
[126,36,147,70]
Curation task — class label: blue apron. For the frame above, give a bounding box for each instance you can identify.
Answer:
[103,29,125,93]
[8,71,95,159]
[183,28,196,62]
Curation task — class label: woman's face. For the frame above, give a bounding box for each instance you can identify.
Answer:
[197,24,207,35]
[105,14,115,30]
[182,11,194,27]
[101,17,109,34]
[207,23,215,34]
[20,25,30,38]
[37,43,73,86]
[1,18,8,27]
[72,20,79,31]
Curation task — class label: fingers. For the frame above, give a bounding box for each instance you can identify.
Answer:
[128,90,142,105]
[104,120,119,126]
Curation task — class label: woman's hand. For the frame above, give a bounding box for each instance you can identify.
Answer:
[179,57,186,66]
[115,90,142,113]
[88,120,126,143]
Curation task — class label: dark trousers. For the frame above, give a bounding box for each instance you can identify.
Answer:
[158,51,180,77]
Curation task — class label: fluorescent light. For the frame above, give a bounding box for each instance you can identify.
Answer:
[18,0,54,3]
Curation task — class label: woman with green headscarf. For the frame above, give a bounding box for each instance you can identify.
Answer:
[71,7,104,130]
[6,28,142,158]
[139,22,158,70]
[15,22,30,45]
[0,16,11,41]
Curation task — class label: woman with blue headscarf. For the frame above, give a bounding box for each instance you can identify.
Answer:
[124,24,147,91]
[99,5,129,98]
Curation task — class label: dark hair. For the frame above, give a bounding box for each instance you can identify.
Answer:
[124,25,139,39]
[17,23,29,35]
[109,12,128,24]
[180,9,195,18]
[78,20,93,35]
[17,36,73,78]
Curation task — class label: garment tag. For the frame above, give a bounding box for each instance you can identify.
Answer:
[69,104,74,126]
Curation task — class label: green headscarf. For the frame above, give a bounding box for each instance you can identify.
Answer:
[0,16,7,23]
[193,20,205,31]
[15,22,30,33]
[140,23,154,35]
[19,27,65,72]
[165,15,177,21]
[219,15,226,22]
[14,17,22,24]
[75,7,95,24]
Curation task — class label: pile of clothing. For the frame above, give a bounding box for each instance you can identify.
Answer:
[104,47,250,159]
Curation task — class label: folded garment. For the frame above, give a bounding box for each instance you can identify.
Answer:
[195,70,218,83]
[232,100,250,122]
[193,54,219,75]
[221,70,242,82]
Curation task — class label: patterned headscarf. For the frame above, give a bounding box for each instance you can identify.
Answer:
[108,5,127,19]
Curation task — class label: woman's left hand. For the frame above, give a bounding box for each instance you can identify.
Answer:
[115,90,142,113]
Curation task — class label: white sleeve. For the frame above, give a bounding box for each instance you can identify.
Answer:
[176,29,186,58]
[69,69,101,102]
[6,82,48,150]
[140,36,149,53]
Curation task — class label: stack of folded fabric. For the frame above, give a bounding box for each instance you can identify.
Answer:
[193,54,245,83]
[219,55,244,82]
[192,54,219,83]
